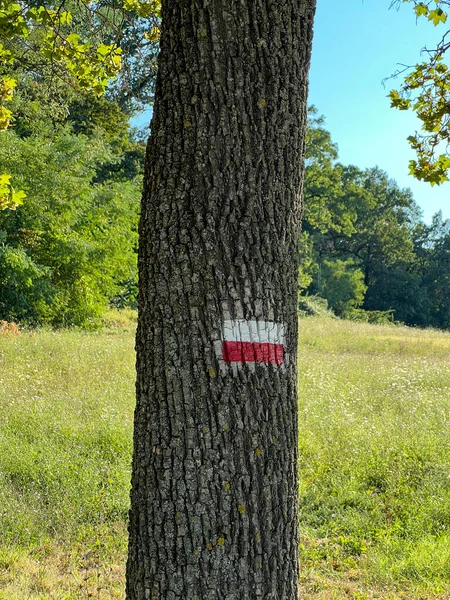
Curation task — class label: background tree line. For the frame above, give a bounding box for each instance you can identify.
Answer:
[0,76,145,327]
[3,95,450,330]
[2,0,450,331]
[0,0,154,327]
[300,107,450,330]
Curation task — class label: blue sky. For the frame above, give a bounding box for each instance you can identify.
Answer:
[134,1,450,223]
[309,0,449,223]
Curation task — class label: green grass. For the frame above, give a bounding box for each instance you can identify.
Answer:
[298,318,450,598]
[1,315,450,598]
[0,324,135,598]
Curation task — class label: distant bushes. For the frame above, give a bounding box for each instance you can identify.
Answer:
[298,295,336,318]
[344,307,395,325]
[298,294,396,326]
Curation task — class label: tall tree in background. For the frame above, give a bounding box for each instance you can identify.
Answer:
[127,1,316,598]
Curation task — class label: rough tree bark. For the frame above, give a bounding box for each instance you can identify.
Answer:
[127,1,316,598]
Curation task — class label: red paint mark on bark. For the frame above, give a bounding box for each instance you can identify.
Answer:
[222,341,284,365]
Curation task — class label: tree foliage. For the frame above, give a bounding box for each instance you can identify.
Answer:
[0,0,160,209]
[301,108,450,330]
[319,259,367,315]
[0,29,145,326]
[2,0,450,330]
[0,124,142,326]
[389,0,450,183]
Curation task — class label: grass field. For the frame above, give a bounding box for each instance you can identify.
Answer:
[1,315,450,599]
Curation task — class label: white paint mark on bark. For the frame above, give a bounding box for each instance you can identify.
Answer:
[222,320,285,345]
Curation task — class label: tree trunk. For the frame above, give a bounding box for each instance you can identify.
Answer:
[127,1,316,598]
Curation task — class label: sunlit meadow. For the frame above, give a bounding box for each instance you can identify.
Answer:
[0,314,449,598]
[298,318,450,599]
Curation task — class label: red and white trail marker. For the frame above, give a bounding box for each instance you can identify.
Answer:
[221,319,285,365]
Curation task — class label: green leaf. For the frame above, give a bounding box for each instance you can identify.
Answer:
[66,33,81,46]
[414,3,429,17]
[97,43,111,57]
[60,11,72,25]
[0,173,11,185]
[428,8,447,26]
